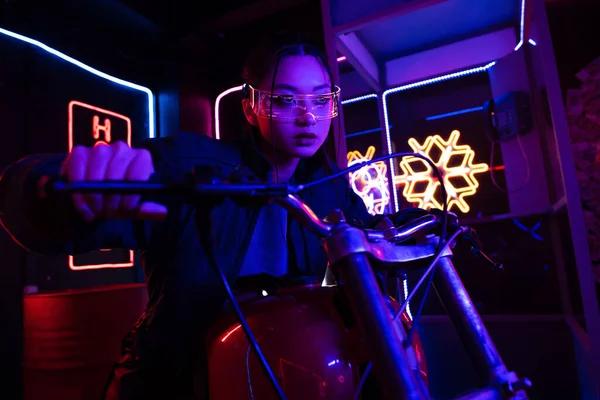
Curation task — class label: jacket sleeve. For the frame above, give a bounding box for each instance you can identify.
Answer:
[0,154,143,256]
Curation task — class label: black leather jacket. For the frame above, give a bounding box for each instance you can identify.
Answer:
[0,131,372,398]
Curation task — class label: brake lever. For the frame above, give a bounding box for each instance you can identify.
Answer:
[461,227,504,271]
[420,210,503,271]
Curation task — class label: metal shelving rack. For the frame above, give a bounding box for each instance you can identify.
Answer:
[321,0,600,396]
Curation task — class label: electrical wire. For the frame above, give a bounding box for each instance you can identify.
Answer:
[485,100,531,193]
[351,228,464,400]
[489,134,531,193]
[396,228,466,321]
[199,217,288,400]
[157,149,448,400]
[302,150,449,400]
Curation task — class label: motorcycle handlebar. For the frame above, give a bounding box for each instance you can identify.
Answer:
[44,178,442,243]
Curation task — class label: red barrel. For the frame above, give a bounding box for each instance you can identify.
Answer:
[23,284,149,400]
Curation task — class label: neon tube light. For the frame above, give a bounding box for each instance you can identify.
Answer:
[403,278,412,320]
[221,324,242,342]
[393,130,489,214]
[337,56,347,62]
[67,101,135,270]
[0,26,155,138]
[514,0,536,50]
[347,146,390,215]
[382,61,496,212]
[214,85,244,139]
[347,127,385,138]
[515,0,526,51]
[513,218,543,241]
[68,101,132,151]
[341,93,377,105]
[425,106,484,121]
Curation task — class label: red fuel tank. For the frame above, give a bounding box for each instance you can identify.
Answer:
[205,284,427,399]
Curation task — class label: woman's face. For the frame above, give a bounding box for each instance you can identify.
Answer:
[244,55,334,159]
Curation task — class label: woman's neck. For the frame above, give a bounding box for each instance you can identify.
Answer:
[270,157,300,183]
[258,140,299,182]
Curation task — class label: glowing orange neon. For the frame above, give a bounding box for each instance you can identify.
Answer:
[68,252,135,271]
[92,115,112,142]
[347,146,390,215]
[68,100,134,270]
[68,101,131,151]
[393,130,488,213]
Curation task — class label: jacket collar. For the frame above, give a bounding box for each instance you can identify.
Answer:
[240,129,326,184]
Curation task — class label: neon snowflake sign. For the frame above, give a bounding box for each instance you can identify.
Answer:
[347,146,391,215]
[393,130,488,213]
[347,130,488,214]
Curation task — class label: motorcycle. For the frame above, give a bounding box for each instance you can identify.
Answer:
[46,153,531,400]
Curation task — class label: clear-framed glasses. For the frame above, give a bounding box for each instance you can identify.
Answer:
[246,84,341,121]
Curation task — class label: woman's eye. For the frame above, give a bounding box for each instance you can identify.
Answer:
[315,96,329,105]
[273,95,295,105]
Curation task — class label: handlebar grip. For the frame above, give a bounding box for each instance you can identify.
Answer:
[36,176,305,198]
[38,176,158,197]
[37,175,63,199]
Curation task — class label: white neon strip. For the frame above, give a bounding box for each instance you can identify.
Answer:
[514,0,527,51]
[341,93,377,105]
[337,56,347,62]
[0,26,156,138]
[403,278,413,320]
[214,85,244,140]
[529,39,537,46]
[382,61,497,212]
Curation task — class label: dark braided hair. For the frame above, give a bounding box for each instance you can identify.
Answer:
[242,32,334,91]
[241,32,338,177]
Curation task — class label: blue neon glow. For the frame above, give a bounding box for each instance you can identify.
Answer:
[513,219,543,241]
[346,126,388,138]
[341,93,377,105]
[528,39,537,46]
[425,106,484,121]
[382,61,497,212]
[0,26,156,138]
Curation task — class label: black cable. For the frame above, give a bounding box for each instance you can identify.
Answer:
[306,151,449,400]
[484,101,531,193]
[404,225,452,346]
[302,150,449,255]
[211,262,287,400]
[49,149,447,399]
[352,363,372,400]
[198,214,287,400]
[396,228,465,320]
[351,228,463,400]
[302,150,449,260]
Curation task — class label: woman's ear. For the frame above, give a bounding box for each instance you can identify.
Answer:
[242,99,258,126]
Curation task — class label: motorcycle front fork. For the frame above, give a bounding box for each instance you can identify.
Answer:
[325,222,530,400]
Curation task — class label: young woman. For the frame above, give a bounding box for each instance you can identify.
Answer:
[0,34,374,399]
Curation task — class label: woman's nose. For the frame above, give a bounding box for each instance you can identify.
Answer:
[296,112,317,126]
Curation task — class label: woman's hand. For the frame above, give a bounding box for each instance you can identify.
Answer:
[59,141,167,222]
